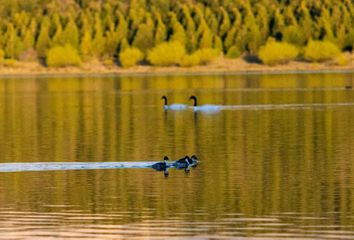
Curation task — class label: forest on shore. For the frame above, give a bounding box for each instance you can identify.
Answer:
[0,0,353,69]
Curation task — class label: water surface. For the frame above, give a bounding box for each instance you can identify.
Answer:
[0,73,354,239]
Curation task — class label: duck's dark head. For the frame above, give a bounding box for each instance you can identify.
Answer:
[163,156,169,161]
[190,155,198,167]
[189,96,197,106]
[161,96,168,105]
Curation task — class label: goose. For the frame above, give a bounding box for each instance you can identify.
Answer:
[162,96,188,110]
[189,96,221,112]
[152,156,169,171]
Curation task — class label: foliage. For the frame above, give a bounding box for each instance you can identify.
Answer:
[132,14,154,52]
[46,45,81,67]
[226,46,241,59]
[103,59,115,67]
[119,47,143,68]
[304,40,341,62]
[169,13,186,46]
[36,17,51,58]
[4,59,18,67]
[335,54,348,66]
[0,49,4,65]
[61,18,79,49]
[0,0,352,66]
[148,42,185,66]
[179,54,200,67]
[80,29,92,59]
[258,40,299,65]
[194,48,220,65]
[4,23,24,59]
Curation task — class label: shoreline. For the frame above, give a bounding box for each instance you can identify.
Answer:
[0,56,353,78]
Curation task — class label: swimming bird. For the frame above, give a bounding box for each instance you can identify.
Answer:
[173,156,190,169]
[189,96,221,112]
[173,155,199,169]
[189,155,198,167]
[152,156,169,171]
[345,85,352,90]
[162,96,188,110]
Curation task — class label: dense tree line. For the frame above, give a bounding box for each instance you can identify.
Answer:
[0,0,353,66]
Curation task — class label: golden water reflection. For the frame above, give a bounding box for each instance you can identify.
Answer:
[0,73,354,238]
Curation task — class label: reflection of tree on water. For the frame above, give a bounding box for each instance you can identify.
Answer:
[1,74,354,232]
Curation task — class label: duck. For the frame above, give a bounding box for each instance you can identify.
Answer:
[345,85,352,90]
[189,96,221,112]
[173,155,190,169]
[189,155,198,167]
[162,96,188,110]
[173,155,198,169]
[152,156,169,171]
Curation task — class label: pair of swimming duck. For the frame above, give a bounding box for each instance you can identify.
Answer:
[151,155,198,171]
[162,96,220,111]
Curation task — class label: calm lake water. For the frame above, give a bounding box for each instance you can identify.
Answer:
[0,73,354,239]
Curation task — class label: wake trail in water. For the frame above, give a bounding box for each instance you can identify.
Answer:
[0,162,158,172]
[189,102,354,111]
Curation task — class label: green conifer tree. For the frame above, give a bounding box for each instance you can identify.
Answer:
[320,8,336,43]
[4,23,23,59]
[336,8,352,49]
[52,14,63,46]
[119,38,130,52]
[224,25,237,51]
[62,17,79,49]
[153,11,166,46]
[129,0,145,30]
[169,12,186,46]
[198,25,213,49]
[35,16,52,58]
[80,28,92,59]
[181,4,197,52]
[205,7,218,34]
[132,13,154,52]
[255,4,269,45]
[105,11,120,57]
[298,2,314,42]
[92,14,106,58]
[116,11,128,45]
[22,28,35,51]
[224,8,241,51]
[21,18,37,54]
[272,9,285,40]
[213,35,223,52]
[282,25,305,46]
[218,7,231,39]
